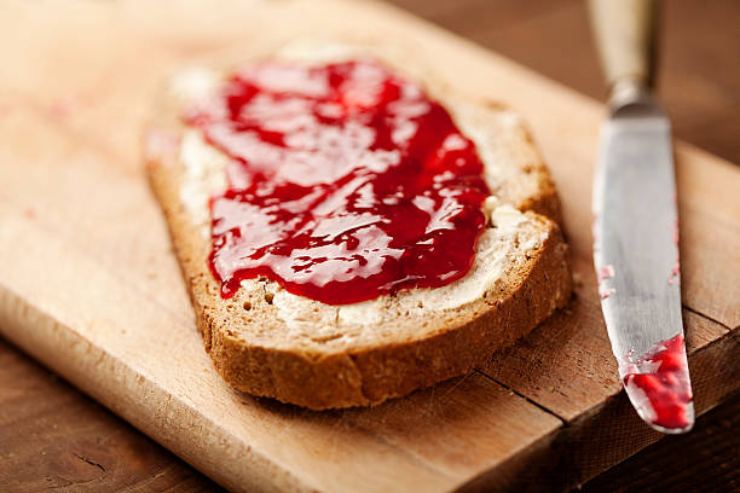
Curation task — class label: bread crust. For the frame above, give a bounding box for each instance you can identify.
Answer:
[144,50,572,410]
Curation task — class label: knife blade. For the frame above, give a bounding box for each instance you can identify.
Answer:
[589,0,694,433]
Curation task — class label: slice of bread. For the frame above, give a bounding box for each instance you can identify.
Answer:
[145,41,572,410]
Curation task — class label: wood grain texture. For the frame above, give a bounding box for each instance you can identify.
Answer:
[0,338,222,493]
[0,0,738,492]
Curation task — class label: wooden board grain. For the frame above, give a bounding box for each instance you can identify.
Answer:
[0,338,220,492]
[0,0,737,491]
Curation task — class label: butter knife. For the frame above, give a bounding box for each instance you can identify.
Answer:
[589,0,694,433]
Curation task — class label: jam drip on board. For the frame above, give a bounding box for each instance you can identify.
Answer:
[185,59,491,305]
[622,334,694,431]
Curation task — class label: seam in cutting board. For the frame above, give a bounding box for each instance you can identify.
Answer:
[474,368,567,423]
[475,308,736,428]
[684,305,735,333]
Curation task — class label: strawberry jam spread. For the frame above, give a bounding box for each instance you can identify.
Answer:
[185,59,490,305]
[623,334,693,430]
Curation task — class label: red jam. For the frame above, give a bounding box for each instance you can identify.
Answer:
[623,334,693,430]
[185,59,490,305]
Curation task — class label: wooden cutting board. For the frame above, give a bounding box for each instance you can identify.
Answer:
[0,0,737,491]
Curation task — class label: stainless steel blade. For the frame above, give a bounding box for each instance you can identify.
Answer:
[593,99,694,433]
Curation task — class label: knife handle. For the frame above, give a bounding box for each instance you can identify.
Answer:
[588,0,658,98]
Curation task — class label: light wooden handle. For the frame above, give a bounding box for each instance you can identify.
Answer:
[588,0,657,91]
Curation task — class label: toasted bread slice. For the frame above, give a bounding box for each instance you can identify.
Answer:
[145,41,572,409]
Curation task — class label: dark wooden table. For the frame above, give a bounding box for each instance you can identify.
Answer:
[1,0,738,491]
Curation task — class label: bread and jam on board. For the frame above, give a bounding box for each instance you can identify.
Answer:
[146,41,572,409]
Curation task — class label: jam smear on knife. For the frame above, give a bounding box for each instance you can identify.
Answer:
[623,334,693,430]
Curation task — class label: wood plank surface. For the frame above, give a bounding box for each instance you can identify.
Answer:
[0,338,221,493]
[0,0,738,491]
[581,391,740,493]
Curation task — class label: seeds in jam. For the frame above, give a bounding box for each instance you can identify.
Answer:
[185,59,491,305]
